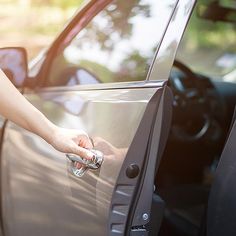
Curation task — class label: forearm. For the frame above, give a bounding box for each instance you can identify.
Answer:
[0,69,55,142]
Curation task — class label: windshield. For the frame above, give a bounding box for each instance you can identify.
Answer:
[176,1,236,80]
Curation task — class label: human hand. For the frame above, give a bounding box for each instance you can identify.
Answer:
[49,127,94,160]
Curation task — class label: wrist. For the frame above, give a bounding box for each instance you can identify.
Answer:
[30,109,58,144]
[44,121,58,144]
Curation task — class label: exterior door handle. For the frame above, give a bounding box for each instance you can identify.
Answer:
[66,150,104,177]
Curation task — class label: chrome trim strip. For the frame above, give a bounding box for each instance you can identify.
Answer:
[31,80,166,93]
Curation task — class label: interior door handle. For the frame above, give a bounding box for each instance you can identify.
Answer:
[66,149,104,177]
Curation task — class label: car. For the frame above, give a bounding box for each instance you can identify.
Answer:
[0,0,235,236]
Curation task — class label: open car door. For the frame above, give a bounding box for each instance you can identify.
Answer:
[0,0,196,235]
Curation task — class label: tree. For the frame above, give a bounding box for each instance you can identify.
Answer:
[73,0,150,51]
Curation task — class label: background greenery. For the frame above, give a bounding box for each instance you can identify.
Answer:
[0,0,85,59]
[0,0,235,78]
[176,0,236,76]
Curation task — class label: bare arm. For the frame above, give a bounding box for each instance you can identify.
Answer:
[0,69,94,159]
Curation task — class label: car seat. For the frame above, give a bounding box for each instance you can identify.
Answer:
[206,106,236,236]
[157,106,236,236]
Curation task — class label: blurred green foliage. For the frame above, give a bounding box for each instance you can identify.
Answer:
[73,0,150,51]
[177,0,236,76]
[0,0,235,76]
[2,0,84,9]
[185,0,236,50]
[0,0,86,59]
[31,0,84,9]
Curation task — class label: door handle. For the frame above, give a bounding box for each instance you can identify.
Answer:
[66,149,104,177]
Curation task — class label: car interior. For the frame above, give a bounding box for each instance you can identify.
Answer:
[153,1,236,236]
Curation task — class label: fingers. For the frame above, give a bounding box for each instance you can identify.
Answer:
[78,135,94,149]
[89,137,94,147]
[85,139,94,149]
[79,138,93,149]
[75,162,82,169]
[73,144,94,160]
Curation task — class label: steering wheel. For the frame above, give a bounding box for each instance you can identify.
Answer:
[169,60,222,143]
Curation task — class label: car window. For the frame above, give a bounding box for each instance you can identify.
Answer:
[176,1,236,81]
[47,0,177,87]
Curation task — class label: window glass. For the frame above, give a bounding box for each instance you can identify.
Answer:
[176,0,236,82]
[48,0,177,86]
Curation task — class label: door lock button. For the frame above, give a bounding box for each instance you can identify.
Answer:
[126,164,140,178]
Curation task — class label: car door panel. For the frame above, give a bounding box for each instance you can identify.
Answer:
[1,85,164,236]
